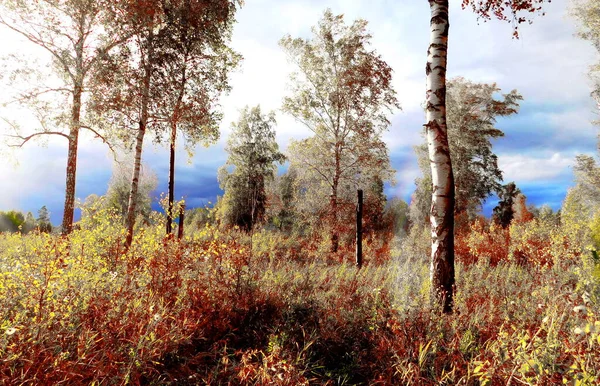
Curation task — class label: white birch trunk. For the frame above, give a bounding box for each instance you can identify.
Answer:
[125,30,153,248]
[61,37,85,236]
[425,0,455,313]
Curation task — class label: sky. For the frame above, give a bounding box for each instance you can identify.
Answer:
[0,0,598,225]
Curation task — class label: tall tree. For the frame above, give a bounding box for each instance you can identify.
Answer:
[37,205,52,233]
[0,0,126,235]
[91,0,158,247]
[425,0,549,313]
[493,181,519,228]
[218,106,285,231]
[153,0,241,235]
[281,9,399,252]
[93,0,241,246]
[412,77,521,229]
[572,0,600,110]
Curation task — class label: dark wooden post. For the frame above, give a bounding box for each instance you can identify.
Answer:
[177,204,186,240]
[356,189,363,268]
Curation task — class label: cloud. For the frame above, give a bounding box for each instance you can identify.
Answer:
[491,99,598,156]
[499,152,574,183]
[1,0,598,223]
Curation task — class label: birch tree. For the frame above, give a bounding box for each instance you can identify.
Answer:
[426,0,550,313]
[412,77,521,229]
[0,0,125,235]
[93,0,241,246]
[153,0,240,235]
[281,9,399,252]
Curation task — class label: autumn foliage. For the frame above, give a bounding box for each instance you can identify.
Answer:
[0,204,599,385]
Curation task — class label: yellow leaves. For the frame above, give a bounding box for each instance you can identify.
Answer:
[471,360,491,386]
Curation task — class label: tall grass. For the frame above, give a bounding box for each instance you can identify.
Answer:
[0,213,599,384]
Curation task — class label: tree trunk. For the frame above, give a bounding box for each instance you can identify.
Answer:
[125,30,153,248]
[125,120,146,247]
[167,122,176,234]
[167,62,186,236]
[426,0,455,314]
[61,77,83,235]
[177,203,185,240]
[330,189,339,253]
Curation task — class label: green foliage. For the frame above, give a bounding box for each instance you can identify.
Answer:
[267,167,299,232]
[184,205,218,232]
[36,206,52,233]
[105,159,157,223]
[412,78,522,228]
[0,210,39,234]
[218,106,285,231]
[0,211,24,233]
[493,181,520,228]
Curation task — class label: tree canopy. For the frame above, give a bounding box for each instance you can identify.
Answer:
[411,77,521,228]
[218,106,285,231]
[281,9,398,251]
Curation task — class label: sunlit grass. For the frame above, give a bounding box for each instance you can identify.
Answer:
[0,213,599,384]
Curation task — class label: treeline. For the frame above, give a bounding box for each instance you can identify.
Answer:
[0,0,570,312]
[0,0,241,247]
[1,6,556,256]
[0,206,52,234]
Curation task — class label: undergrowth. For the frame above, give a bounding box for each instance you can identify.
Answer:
[0,211,599,385]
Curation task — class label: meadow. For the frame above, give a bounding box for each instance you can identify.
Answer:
[1,205,599,385]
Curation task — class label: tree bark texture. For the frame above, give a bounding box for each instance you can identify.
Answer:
[61,85,82,235]
[426,0,455,313]
[125,30,153,248]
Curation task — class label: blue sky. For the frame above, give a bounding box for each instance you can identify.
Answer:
[0,0,598,225]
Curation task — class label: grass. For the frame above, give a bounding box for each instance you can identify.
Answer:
[0,215,599,385]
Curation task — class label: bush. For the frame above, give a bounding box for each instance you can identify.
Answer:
[1,210,599,384]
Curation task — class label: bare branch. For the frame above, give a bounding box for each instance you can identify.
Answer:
[4,131,69,147]
[0,15,76,81]
[4,87,73,106]
[80,125,117,159]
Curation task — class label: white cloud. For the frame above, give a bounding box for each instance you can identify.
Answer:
[499,152,574,183]
[1,0,598,215]
[547,104,598,135]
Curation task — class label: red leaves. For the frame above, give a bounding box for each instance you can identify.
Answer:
[461,0,551,38]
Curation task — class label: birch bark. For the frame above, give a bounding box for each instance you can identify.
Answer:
[425,0,455,313]
[62,29,85,235]
[125,30,153,248]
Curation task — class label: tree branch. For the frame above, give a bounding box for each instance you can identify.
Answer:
[0,15,76,81]
[80,125,117,159]
[4,130,70,147]
[4,87,73,106]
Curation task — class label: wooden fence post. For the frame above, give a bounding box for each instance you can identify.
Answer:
[356,189,363,268]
